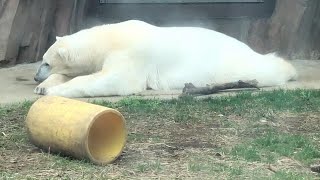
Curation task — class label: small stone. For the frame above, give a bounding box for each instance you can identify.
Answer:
[311,164,320,173]
[10,159,18,163]
[260,118,267,123]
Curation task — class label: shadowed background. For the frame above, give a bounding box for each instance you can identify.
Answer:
[0,0,320,67]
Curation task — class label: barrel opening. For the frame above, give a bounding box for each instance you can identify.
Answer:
[87,111,126,164]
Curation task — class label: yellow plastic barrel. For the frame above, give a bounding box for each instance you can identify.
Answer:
[25,96,127,165]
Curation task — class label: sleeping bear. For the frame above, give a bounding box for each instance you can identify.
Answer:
[34,20,297,98]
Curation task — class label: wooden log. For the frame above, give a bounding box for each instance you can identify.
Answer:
[182,80,260,95]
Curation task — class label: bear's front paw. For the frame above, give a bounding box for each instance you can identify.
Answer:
[34,86,48,95]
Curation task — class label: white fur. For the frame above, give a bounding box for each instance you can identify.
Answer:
[35,20,298,98]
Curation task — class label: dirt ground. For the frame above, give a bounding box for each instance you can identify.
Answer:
[1,61,320,179]
[0,60,319,104]
[1,90,320,179]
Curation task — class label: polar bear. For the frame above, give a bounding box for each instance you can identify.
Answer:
[34,20,297,98]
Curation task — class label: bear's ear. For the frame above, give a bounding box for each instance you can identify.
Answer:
[58,48,69,60]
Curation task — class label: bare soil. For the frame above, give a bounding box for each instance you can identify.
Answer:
[1,103,319,179]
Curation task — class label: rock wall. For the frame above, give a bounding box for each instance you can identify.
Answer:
[248,0,320,59]
[0,0,319,67]
[0,0,88,67]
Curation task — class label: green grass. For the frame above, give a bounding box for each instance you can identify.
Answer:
[231,144,262,162]
[248,170,315,180]
[264,171,315,180]
[1,89,320,179]
[94,89,320,122]
[230,132,320,164]
[188,160,243,175]
[136,160,163,173]
[254,133,320,162]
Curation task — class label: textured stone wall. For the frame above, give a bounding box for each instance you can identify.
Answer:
[247,0,320,59]
[0,0,319,67]
[0,0,88,67]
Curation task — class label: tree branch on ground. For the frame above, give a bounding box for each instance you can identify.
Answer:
[182,79,260,95]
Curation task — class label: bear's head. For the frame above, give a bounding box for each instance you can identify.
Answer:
[34,36,84,83]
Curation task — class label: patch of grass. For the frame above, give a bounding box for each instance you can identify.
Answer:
[230,132,320,164]
[248,169,315,180]
[188,157,244,178]
[95,97,164,113]
[19,100,34,111]
[127,132,163,143]
[231,144,262,162]
[1,89,320,179]
[136,160,162,173]
[269,170,314,180]
[93,89,320,121]
[204,89,320,118]
[0,107,6,117]
[220,117,236,128]
[127,133,147,142]
[255,133,320,164]
[0,100,33,119]
[188,160,226,173]
[228,166,244,176]
[0,101,34,150]
[89,89,320,127]
[49,154,92,168]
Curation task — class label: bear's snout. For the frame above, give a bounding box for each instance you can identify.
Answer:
[34,73,45,83]
[34,76,40,82]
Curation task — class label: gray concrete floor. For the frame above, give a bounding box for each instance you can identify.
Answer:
[0,60,319,104]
